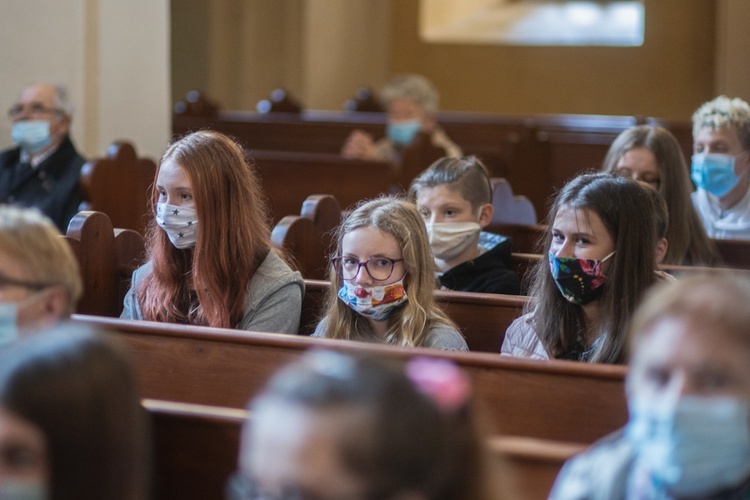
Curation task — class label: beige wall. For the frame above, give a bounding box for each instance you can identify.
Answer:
[170,0,749,120]
[0,0,170,159]
[390,0,715,120]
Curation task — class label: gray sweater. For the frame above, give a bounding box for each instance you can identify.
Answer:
[312,316,469,351]
[121,250,304,334]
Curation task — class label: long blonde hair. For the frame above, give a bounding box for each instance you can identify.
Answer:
[320,196,455,347]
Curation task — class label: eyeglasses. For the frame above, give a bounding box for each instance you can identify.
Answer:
[0,272,51,291]
[332,256,404,282]
[7,103,63,119]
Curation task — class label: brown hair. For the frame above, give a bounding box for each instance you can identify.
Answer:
[527,172,658,364]
[320,196,455,347]
[137,131,273,328]
[247,350,506,499]
[409,156,493,211]
[0,324,148,499]
[602,125,719,266]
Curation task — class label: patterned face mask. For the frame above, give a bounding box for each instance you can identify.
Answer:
[156,203,198,249]
[548,251,615,305]
[337,279,408,322]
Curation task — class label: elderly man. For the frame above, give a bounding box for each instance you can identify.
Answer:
[341,74,462,162]
[0,83,85,232]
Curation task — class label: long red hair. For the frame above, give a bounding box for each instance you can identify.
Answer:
[137,131,272,328]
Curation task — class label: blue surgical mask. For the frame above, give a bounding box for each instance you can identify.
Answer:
[691,153,741,198]
[0,481,48,500]
[627,395,750,497]
[0,303,18,347]
[386,120,421,147]
[10,120,53,154]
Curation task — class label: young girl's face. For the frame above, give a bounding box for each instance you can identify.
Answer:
[156,159,195,210]
[340,227,405,287]
[550,206,615,265]
[240,401,368,499]
[0,406,48,490]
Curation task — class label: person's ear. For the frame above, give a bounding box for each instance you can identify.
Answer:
[17,285,69,330]
[478,203,494,228]
[655,237,668,265]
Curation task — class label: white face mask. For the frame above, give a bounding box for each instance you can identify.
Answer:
[425,222,481,261]
[0,480,48,500]
[156,203,198,249]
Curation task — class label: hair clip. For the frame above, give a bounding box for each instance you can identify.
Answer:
[405,357,471,412]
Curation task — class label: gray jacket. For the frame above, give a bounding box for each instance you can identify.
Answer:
[121,249,304,334]
[312,316,469,351]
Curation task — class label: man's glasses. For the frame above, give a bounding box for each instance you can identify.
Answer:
[8,103,63,119]
[0,272,51,291]
[332,256,403,282]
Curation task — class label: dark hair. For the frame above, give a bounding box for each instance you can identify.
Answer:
[409,156,493,211]
[248,350,499,500]
[602,125,719,265]
[527,172,658,364]
[0,325,149,499]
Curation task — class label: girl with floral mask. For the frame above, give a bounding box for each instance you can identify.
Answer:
[410,156,521,295]
[121,131,303,333]
[551,273,750,499]
[312,196,468,351]
[502,172,660,363]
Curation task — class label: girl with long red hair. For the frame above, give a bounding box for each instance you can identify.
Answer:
[121,131,303,333]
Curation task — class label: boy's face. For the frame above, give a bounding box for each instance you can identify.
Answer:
[693,125,745,157]
[416,185,490,226]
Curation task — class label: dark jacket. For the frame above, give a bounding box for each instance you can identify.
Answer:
[439,232,521,295]
[0,135,85,232]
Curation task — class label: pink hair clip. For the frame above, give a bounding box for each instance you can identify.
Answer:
[405,357,471,412]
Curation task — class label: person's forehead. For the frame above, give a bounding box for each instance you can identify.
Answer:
[417,184,471,207]
[694,125,742,145]
[17,84,56,105]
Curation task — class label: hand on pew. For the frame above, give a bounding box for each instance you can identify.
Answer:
[341,129,378,160]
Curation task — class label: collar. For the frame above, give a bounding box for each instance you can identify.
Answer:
[20,144,60,169]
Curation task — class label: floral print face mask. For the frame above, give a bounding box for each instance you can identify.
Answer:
[548,251,615,305]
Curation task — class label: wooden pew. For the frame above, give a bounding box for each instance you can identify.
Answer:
[64,211,145,317]
[76,314,628,444]
[713,238,750,271]
[144,398,586,500]
[79,141,156,235]
[249,150,399,223]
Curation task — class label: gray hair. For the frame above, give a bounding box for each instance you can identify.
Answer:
[381,74,439,115]
[692,95,750,150]
[52,84,74,117]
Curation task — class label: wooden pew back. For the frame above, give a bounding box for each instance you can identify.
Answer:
[79,141,156,235]
[78,314,628,444]
[144,399,585,500]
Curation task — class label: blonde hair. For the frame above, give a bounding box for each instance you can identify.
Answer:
[630,273,750,357]
[0,206,82,316]
[692,96,750,150]
[320,196,455,347]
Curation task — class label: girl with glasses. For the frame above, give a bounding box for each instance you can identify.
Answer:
[312,196,468,351]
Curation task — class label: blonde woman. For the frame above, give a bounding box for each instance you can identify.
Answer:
[312,196,467,351]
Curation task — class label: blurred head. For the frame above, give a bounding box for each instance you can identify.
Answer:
[324,196,448,346]
[232,350,492,500]
[381,75,439,145]
[626,274,750,496]
[0,324,147,500]
[140,131,272,327]
[530,172,657,362]
[8,84,72,155]
[0,206,82,331]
